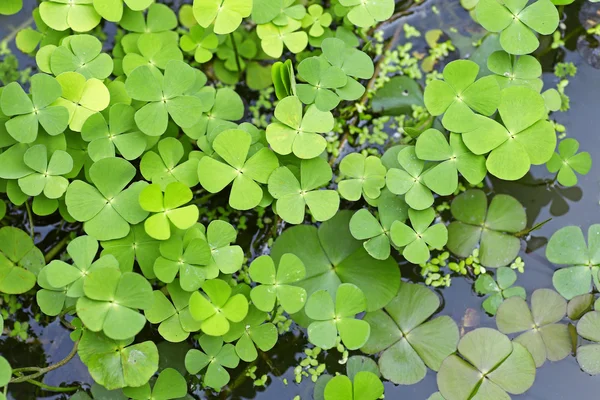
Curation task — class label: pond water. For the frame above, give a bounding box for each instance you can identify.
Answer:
[2,0,600,399]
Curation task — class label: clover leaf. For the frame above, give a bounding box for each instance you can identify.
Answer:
[122,368,187,400]
[180,25,219,63]
[415,129,487,192]
[139,183,199,241]
[437,328,536,400]
[0,0,22,15]
[447,189,526,268]
[140,138,200,190]
[182,87,243,140]
[93,0,153,22]
[197,129,279,210]
[76,266,154,340]
[267,96,334,159]
[153,232,214,291]
[185,335,240,390]
[487,50,543,91]
[361,283,458,385]
[121,34,183,77]
[101,224,160,279]
[271,211,400,322]
[249,253,307,314]
[302,4,332,37]
[189,279,249,336]
[474,267,526,315]
[120,4,177,36]
[39,0,101,33]
[462,86,555,180]
[17,144,72,199]
[214,31,257,76]
[125,60,203,136]
[53,72,110,132]
[385,146,435,210]
[268,157,340,224]
[78,330,158,390]
[38,35,113,80]
[306,283,370,350]
[496,288,571,368]
[338,153,387,201]
[296,56,347,111]
[272,59,297,100]
[1,73,69,143]
[546,138,592,187]
[222,305,278,362]
[349,192,408,260]
[37,266,70,315]
[193,0,252,35]
[338,0,394,28]
[257,20,308,58]
[204,220,244,274]
[423,60,500,132]
[0,227,45,294]
[390,207,447,265]
[66,157,149,241]
[40,235,119,298]
[82,104,148,162]
[71,383,127,400]
[476,0,559,55]
[321,38,375,99]
[546,224,600,300]
[576,309,600,375]
[16,8,69,54]
[145,281,203,342]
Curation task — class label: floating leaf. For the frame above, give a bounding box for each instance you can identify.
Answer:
[185,335,239,390]
[546,138,592,187]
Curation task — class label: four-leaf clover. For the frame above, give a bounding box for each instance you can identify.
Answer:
[266,96,334,159]
[338,153,386,201]
[198,129,279,210]
[306,283,371,350]
[546,138,592,187]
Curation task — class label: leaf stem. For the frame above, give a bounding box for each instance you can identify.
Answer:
[230,32,243,76]
[24,200,34,240]
[11,373,79,392]
[44,234,72,263]
[10,340,79,384]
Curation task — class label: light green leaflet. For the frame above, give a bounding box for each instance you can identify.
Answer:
[40,0,102,33]
[193,0,252,35]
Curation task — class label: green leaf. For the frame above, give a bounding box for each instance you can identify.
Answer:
[0,227,44,294]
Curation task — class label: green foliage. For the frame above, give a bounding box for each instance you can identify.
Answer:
[185,335,239,390]
[40,0,102,33]
[474,267,526,315]
[496,289,571,368]
[476,0,559,54]
[268,157,339,224]
[122,368,187,400]
[487,51,543,91]
[447,189,526,268]
[189,279,249,336]
[546,138,592,186]
[198,129,278,210]
[338,153,386,201]
[576,309,600,375]
[0,0,22,15]
[338,0,394,28]
[249,254,307,314]
[193,0,252,35]
[0,227,44,294]
[362,283,459,385]
[139,183,199,240]
[306,283,370,350]
[257,20,308,58]
[140,137,199,189]
[223,306,278,362]
[546,225,600,300]
[272,59,297,100]
[437,328,536,399]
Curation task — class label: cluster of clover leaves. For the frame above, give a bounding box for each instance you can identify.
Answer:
[0,0,597,399]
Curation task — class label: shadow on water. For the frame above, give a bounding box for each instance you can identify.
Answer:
[2,0,600,398]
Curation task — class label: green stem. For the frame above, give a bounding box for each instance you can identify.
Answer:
[10,340,79,384]
[230,32,243,76]
[44,234,71,263]
[24,200,34,240]
[1,16,33,44]
[12,373,78,392]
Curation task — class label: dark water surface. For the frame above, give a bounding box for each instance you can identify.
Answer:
[2,0,600,399]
